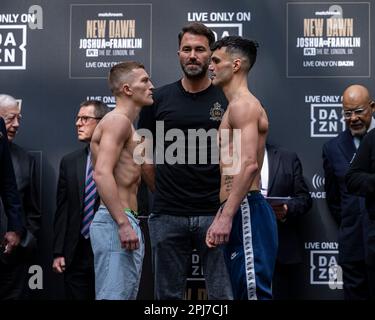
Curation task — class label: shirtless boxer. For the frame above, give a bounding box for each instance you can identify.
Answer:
[206,36,278,300]
[89,61,154,300]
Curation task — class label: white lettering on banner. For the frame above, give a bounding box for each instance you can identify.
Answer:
[209,12,235,22]
[303,60,354,67]
[85,96,115,108]
[304,242,338,250]
[236,12,251,21]
[308,249,343,287]
[0,8,42,30]
[79,38,142,49]
[305,242,321,249]
[310,103,345,137]
[0,7,42,70]
[0,25,26,70]
[188,12,209,22]
[310,191,326,199]
[0,14,20,23]
[305,95,341,103]
[187,11,251,22]
[305,95,321,103]
[20,14,36,24]
[187,11,251,40]
[288,3,369,77]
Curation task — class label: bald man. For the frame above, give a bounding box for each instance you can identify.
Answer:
[323,84,375,299]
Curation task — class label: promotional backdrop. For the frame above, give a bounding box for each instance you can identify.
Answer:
[1,0,373,299]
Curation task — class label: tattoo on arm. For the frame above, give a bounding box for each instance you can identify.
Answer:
[224,176,233,192]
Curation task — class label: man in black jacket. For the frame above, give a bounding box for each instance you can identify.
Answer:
[261,143,312,299]
[138,23,232,299]
[0,94,37,300]
[52,100,110,299]
[346,114,375,299]
[0,117,22,251]
[323,84,375,299]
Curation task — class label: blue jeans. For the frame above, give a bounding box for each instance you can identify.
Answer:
[90,205,144,300]
[148,213,233,300]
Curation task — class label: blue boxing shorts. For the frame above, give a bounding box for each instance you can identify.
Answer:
[223,191,278,300]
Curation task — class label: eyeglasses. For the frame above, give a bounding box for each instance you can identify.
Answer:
[342,108,368,119]
[3,113,22,124]
[75,116,101,124]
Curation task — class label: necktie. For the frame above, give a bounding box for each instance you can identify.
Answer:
[81,155,97,239]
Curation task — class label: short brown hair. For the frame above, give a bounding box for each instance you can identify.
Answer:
[108,61,145,96]
[178,22,215,48]
[80,100,111,118]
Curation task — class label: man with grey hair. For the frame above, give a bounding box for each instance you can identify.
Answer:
[0,94,39,299]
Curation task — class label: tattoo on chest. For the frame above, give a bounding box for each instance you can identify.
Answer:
[224,175,233,192]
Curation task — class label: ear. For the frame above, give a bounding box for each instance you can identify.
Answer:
[233,58,241,73]
[122,83,132,96]
[370,100,375,111]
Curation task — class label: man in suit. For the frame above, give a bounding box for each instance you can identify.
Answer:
[52,100,110,300]
[346,125,375,299]
[0,117,22,254]
[0,94,41,299]
[323,84,375,299]
[260,143,312,299]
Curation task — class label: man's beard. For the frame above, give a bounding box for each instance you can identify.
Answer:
[350,128,367,137]
[181,61,209,79]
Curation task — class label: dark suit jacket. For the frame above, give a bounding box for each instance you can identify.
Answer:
[10,143,41,241]
[1,143,42,264]
[323,129,367,263]
[0,118,23,233]
[266,144,312,264]
[345,129,375,266]
[346,128,375,219]
[53,147,99,268]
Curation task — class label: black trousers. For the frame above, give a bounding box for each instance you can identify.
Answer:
[340,260,370,300]
[64,235,95,300]
[367,264,375,299]
[272,262,304,300]
[0,260,29,300]
[366,219,375,299]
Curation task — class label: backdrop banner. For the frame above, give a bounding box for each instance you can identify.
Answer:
[1,0,373,300]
